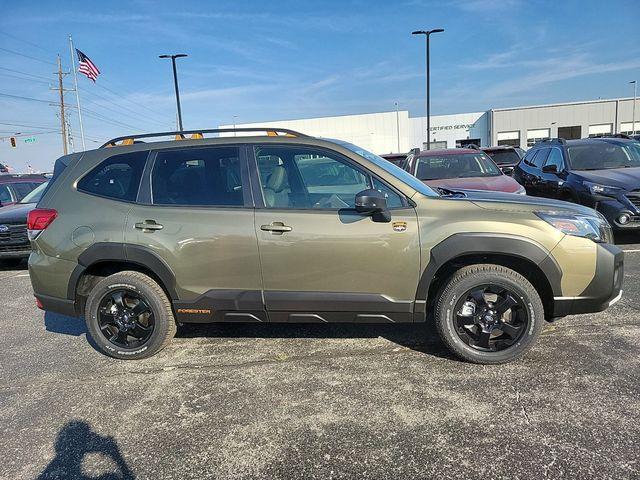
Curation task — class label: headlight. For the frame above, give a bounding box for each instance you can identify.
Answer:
[535,211,613,243]
[583,181,622,197]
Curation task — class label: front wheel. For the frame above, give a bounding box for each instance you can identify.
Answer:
[85,271,176,359]
[435,264,544,364]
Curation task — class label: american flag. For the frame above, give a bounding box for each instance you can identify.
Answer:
[76,49,100,82]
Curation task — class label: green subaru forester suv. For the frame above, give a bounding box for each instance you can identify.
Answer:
[28,128,624,363]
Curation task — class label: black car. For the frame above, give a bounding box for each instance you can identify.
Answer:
[0,181,47,265]
[481,146,525,176]
[513,137,640,229]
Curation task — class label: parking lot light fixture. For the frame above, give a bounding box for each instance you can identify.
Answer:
[412,29,444,151]
[631,80,637,135]
[159,54,188,131]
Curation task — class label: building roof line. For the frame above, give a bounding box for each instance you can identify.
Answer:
[490,97,635,113]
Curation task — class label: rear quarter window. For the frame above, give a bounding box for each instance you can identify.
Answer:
[77,151,148,202]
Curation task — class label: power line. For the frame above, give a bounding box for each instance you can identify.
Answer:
[0,46,56,66]
[0,31,51,54]
[0,67,51,81]
[94,82,169,120]
[0,122,58,129]
[0,72,51,85]
[0,92,56,104]
[79,86,168,127]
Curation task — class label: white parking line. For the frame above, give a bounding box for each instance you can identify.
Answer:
[623,249,640,253]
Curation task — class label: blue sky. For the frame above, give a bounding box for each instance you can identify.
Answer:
[1,0,639,170]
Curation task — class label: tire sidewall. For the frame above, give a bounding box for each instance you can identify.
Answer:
[85,275,170,359]
[438,270,543,364]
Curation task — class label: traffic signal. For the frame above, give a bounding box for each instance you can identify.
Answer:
[10,137,16,148]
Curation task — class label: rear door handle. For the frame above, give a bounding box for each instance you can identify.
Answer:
[260,222,292,234]
[135,220,163,231]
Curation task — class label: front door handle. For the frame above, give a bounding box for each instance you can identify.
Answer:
[135,220,164,231]
[260,222,292,234]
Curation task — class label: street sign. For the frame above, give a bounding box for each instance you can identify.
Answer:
[23,137,37,144]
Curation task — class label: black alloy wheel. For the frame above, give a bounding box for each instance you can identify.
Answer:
[453,284,528,352]
[97,289,155,349]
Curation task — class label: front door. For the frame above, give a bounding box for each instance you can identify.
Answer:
[125,144,265,323]
[251,144,421,323]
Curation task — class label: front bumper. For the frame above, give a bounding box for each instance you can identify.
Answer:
[552,242,624,317]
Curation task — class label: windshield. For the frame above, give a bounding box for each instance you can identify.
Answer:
[329,139,438,197]
[415,153,501,180]
[484,149,521,165]
[19,181,48,204]
[568,142,640,170]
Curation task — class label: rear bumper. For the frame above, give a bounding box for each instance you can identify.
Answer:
[34,293,77,317]
[551,243,624,317]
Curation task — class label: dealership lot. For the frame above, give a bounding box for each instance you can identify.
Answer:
[1,239,639,479]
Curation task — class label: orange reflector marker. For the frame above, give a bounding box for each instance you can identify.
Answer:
[267,130,278,136]
[175,134,186,141]
[191,133,204,139]
[121,138,134,145]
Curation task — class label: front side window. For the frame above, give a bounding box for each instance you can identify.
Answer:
[414,153,501,181]
[545,149,564,171]
[255,146,404,209]
[78,151,148,201]
[152,146,243,206]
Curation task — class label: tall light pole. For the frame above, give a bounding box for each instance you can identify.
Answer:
[159,53,187,131]
[631,80,637,135]
[412,28,444,151]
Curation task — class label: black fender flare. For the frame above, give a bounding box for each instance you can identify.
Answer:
[67,242,178,300]
[414,232,563,310]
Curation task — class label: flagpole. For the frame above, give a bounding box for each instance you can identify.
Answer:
[68,34,86,150]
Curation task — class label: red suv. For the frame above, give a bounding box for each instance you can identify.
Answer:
[0,174,47,207]
[403,148,525,194]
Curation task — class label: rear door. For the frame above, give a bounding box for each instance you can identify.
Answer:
[125,144,264,322]
[251,144,420,323]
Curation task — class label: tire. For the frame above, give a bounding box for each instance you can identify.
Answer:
[85,271,176,360]
[434,264,544,364]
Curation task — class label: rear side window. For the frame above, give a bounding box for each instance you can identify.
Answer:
[12,182,35,200]
[78,151,148,202]
[151,146,243,206]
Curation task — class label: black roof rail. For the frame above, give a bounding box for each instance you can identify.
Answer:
[601,133,632,139]
[539,137,566,145]
[100,127,309,148]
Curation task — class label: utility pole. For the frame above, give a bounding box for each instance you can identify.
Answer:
[631,80,637,135]
[395,102,400,152]
[55,55,68,155]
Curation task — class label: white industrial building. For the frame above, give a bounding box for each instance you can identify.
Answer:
[220,97,639,154]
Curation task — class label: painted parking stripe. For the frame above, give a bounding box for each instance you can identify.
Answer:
[622,249,640,253]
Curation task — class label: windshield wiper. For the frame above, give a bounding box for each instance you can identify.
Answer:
[436,187,466,198]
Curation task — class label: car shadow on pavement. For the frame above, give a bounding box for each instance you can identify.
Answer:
[0,258,27,271]
[177,321,458,361]
[37,420,135,480]
[44,311,86,336]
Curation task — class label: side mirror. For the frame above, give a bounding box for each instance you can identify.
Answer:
[355,189,390,222]
[542,164,558,173]
[501,166,514,176]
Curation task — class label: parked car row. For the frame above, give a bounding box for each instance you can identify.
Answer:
[381,135,640,232]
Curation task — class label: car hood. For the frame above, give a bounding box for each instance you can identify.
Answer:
[0,202,35,224]
[424,175,522,193]
[461,190,599,216]
[574,167,640,190]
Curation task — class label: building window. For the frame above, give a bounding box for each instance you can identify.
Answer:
[423,141,447,150]
[497,131,520,147]
[456,138,481,148]
[526,129,550,147]
[557,126,581,140]
[588,123,612,138]
[620,122,640,135]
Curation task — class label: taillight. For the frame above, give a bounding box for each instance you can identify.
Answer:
[27,208,57,240]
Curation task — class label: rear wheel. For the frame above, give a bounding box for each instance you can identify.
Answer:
[85,271,176,359]
[434,264,544,364]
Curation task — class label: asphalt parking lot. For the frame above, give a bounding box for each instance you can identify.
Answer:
[1,237,639,479]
